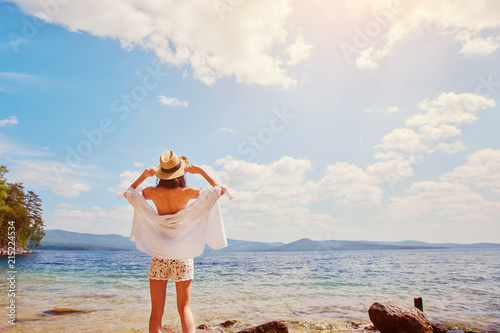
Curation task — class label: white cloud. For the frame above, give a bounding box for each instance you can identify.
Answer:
[406,93,495,152]
[9,160,91,197]
[366,92,495,185]
[0,136,50,158]
[216,127,236,135]
[429,141,467,154]
[418,124,462,141]
[376,128,423,152]
[0,137,97,197]
[198,156,319,241]
[0,87,15,94]
[195,155,384,241]
[371,93,491,172]
[367,158,416,183]
[12,0,311,88]
[0,72,39,94]
[0,116,18,126]
[316,162,382,206]
[52,205,134,236]
[284,30,313,66]
[441,148,500,194]
[356,47,378,69]
[0,72,36,79]
[386,106,402,114]
[211,155,312,191]
[133,162,143,167]
[455,30,500,56]
[407,92,495,127]
[108,169,153,195]
[349,0,500,68]
[214,155,381,215]
[372,150,407,161]
[388,181,500,224]
[158,96,188,108]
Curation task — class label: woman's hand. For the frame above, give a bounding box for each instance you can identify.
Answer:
[186,164,203,174]
[142,167,158,178]
[186,164,222,193]
[130,167,157,189]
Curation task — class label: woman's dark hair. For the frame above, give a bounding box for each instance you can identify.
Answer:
[156,175,186,189]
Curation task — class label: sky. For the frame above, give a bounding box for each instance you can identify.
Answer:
[1,0,499,244]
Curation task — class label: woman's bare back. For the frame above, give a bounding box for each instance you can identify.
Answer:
[143,186,200,215]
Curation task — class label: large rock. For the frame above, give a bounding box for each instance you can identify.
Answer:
[0,241,37,255]
[237,321,288,333]
[220,320,241,327]
[368,301,433,333]
[197,324,219,330]
[42,308,95,315]
[431,322,449,333]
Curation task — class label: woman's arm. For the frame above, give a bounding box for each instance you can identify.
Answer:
[186,164,225,194]
[186,165,219,186]
[130,167,157,189]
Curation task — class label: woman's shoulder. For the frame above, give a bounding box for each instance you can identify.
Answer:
[180,186,201,199]
[181,186,200,191]
[142,186,200,200]
[141,186,158,200]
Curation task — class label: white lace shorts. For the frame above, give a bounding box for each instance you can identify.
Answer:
[148,257,194,282]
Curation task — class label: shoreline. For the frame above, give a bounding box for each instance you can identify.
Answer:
[189,316,492,333]
[6,301,495,333]
[22,303,493,333]
[11,312,490,333]
[160,317,495,333]
[192,319,368,333]
[0,242,37,256]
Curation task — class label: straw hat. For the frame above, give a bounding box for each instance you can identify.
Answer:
[155,151,189,180]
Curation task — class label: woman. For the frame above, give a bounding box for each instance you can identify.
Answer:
[123,150,229,333]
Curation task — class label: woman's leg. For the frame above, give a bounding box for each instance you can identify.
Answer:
[149,279,168,333]
[175,280,195,333]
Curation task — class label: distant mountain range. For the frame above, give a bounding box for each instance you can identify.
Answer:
[36,229,500,252]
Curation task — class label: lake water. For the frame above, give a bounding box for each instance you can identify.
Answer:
[1,248,499,332]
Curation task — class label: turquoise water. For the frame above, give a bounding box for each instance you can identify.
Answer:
[1,248,499,332]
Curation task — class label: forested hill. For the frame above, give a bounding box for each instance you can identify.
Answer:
[39,230,500,252]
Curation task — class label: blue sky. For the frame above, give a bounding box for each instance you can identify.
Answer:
[1,0,500,243]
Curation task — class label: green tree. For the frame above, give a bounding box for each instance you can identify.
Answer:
[25,190,45,247]
[3,182,29,246]
[0,166,12,223]
[0,166,45,248]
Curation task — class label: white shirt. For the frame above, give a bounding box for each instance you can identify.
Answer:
[119,185,232,259]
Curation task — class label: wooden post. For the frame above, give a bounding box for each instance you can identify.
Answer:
[414,297,423,311]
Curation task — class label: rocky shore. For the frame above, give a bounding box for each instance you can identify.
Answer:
[37,305,489,333]
[0,242,37,256]
[191,316,488,333]
[194,319,371,333]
